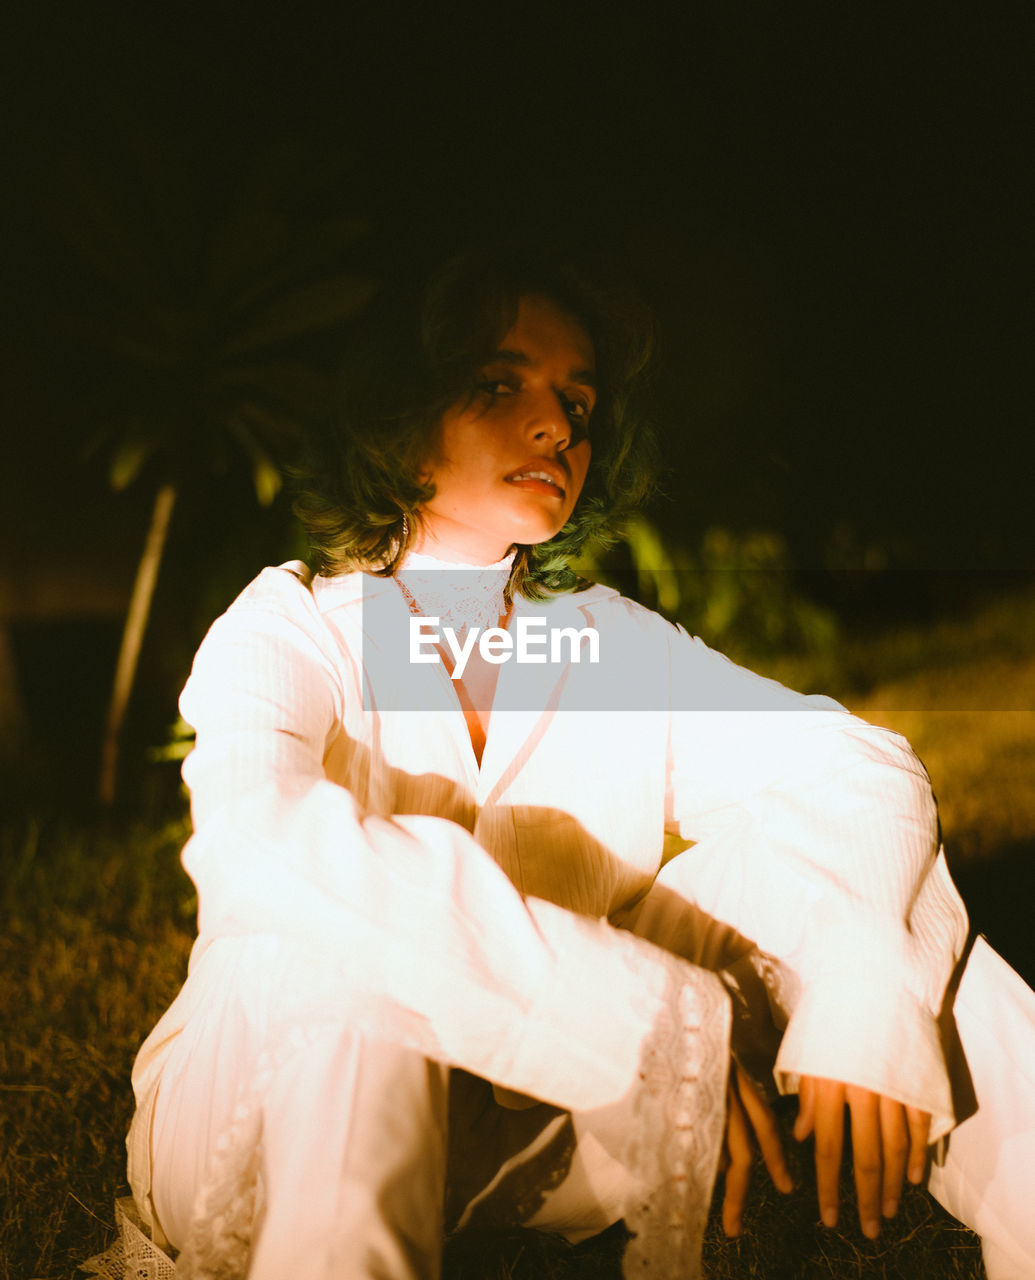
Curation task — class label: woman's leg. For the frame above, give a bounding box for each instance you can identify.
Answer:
[146,914,729,1277]
[250,1027,448,1280]
[150,942,449,1280]
[928,935,1035,1280]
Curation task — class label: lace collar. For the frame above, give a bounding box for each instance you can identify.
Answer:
[395,549,516,638]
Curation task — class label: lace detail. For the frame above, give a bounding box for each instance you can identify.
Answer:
[175,1026,311,1280]
[80,1196,177,1279]
[621,958,731,1280]
[396,551,516,642]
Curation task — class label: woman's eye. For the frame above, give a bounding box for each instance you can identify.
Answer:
[480,379,516,397]
[561,397,591,431]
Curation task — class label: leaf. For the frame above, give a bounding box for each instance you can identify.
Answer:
[221,216,369,315]
[227,416,283,506]
[251,456,282,507]
[108,429,157,491]
[624,518,682,615]
[236,400,304,451]
[221,273,378,356]
[216,361,328,416]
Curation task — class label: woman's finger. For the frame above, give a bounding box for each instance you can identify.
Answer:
[906,1106,932,1184]
[846,1086,883,1239]
[794,1074,816,1142]
[879,1096,909,1219]
[735,1065,793,1194]
[722,1078,754,1236]
[811,1078,846,1229]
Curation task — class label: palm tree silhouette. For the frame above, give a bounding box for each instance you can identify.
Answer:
[35,128,375,803]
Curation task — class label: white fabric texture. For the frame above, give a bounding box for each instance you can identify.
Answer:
[127,563,977,1277]
[927,935,1035,1279]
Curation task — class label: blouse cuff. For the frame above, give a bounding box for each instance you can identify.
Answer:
[495,901,731,1114]
[773,974,956,1142]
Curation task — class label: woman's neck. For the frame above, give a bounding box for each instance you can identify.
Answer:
[408,525,517,568]
[402,547,516,573]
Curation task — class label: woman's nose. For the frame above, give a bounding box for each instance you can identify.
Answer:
[525,392,570,450]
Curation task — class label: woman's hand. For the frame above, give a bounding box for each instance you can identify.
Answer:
[720,1062,794,1236]
[793,1075,931,1239]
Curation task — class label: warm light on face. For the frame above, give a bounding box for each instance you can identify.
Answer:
[417,295,596,565]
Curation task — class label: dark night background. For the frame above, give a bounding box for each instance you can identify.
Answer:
[2,16,1032,1275]
[3,2,1033,803]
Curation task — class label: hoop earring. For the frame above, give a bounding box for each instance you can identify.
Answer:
[400,514,410,541]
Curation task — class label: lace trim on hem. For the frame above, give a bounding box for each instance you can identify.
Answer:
[79,1196,177,1280]
[621,959,731,1280]
[172,1025,323,1280]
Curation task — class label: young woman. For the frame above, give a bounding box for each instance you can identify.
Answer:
[126,247,1035,1279]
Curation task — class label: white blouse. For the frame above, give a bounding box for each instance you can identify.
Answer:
[128,562,969,1254]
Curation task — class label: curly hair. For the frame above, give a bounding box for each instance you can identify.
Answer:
[293,243,658,600]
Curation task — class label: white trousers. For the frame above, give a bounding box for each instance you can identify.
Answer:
[150,934,1035,1280]
[151,992,451,1279]
[151,1017,639,1279]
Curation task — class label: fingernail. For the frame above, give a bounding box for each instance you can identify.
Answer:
[908,1163,924,1184]
[821,1207,837,1228]
[882,1198,898,1218]
[778,1173,794,1194]
[863,1218,880,1240]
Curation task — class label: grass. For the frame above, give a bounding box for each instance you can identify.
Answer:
[1,816,195,1280]
[764,586,1035,862]
[442,1172,985,1280]
[763,585,1035,983]
[5,585,1035,1278]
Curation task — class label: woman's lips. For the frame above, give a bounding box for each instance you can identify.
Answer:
[504,464,566,497]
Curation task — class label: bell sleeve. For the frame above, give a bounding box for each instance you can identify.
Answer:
[631,623,968,1140]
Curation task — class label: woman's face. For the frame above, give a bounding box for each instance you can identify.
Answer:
[417,294,596,564]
